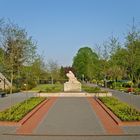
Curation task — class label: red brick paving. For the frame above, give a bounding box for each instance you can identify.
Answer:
[88,97,124,135]
[16,97,57,134]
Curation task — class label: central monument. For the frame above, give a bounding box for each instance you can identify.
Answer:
[64,71,81,92]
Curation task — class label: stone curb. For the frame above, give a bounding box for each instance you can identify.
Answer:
[37,92,112,97]
[95,98,140,126]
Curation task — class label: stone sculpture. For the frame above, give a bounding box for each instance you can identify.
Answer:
[64,71,81,92]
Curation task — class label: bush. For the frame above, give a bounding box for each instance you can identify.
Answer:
[122,83,131,88]
[5,87,20,94]
[91,79,97,84]
[112,82,122,88]
[99,97,140,121]
[138,83,140,88]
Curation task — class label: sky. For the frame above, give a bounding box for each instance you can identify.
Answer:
[0,0,140,66]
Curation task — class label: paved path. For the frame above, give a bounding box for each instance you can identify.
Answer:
[34,97,105,135]
[0,94,140,139]
[16,98,57,134]
[0,92,36,111]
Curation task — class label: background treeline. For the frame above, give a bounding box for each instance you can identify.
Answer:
[0,19,67,92]
[1,18,140,91]
[72,21,140,88]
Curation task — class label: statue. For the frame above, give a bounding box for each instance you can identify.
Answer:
[64,71,81,92]
[66,71,79,83]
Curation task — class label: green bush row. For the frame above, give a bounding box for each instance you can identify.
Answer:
[0,97,46,122]
[99,97,140,121]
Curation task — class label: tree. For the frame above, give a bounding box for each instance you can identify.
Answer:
[72,47,99,81]
[31,56,46,84]
[47,60,60,84]
[0,20,37,92]
[124,21,140,85]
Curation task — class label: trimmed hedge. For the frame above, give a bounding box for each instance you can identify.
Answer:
[99,97,140,121]
[0,97,46,122]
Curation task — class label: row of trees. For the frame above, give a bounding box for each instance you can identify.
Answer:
[1,18,140,90]
[0,19,44,91]
[0,19,73,91]
[0,19,64,91]
[72,22,140,87]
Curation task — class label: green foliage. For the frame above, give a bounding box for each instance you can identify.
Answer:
[72,47,99,80]
[0,19,38,92]
[47,60,60,84]
[5,87,20,94]
[99,97,140,121]
[0,97,45,122]
[82,85,107,93]
[32,84,63,93]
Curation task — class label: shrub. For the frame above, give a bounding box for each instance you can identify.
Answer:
[5,87,20,94]
[91,79,97,84]
[138,83,140,88]
[122,83,131,88]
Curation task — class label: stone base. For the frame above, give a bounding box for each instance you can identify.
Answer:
[64,82,81,92]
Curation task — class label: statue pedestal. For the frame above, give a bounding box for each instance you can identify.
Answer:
[64,82,81,92]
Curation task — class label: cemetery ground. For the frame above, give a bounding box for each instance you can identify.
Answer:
[0,86,140,140]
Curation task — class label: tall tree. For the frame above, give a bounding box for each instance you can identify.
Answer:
[0,20,37,92]
[72,47,99,81]
[47,60,60,84]
[125,21,140,84]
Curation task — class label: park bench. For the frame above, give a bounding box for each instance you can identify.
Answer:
[0,92,6,97]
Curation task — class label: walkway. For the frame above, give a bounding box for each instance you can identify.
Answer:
[0,92,36,111]
[0,95,140,139]
[34,97,106,135]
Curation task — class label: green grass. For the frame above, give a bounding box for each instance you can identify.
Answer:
[0,97,46,122]
[99,97,140,121]
[32,84,63,93]
[82,85,107,93]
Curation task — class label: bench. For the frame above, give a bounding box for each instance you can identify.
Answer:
[0,92,6,97]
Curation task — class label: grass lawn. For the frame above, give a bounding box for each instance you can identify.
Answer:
[0,97,46,122]
[82,85,107,93]
[32,84,64,93]
[99,96,140,121]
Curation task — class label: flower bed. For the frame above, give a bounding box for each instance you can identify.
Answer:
[99,97,140,121]
[0,97,46,122]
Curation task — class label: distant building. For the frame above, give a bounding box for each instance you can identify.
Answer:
[0,72,11,90]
